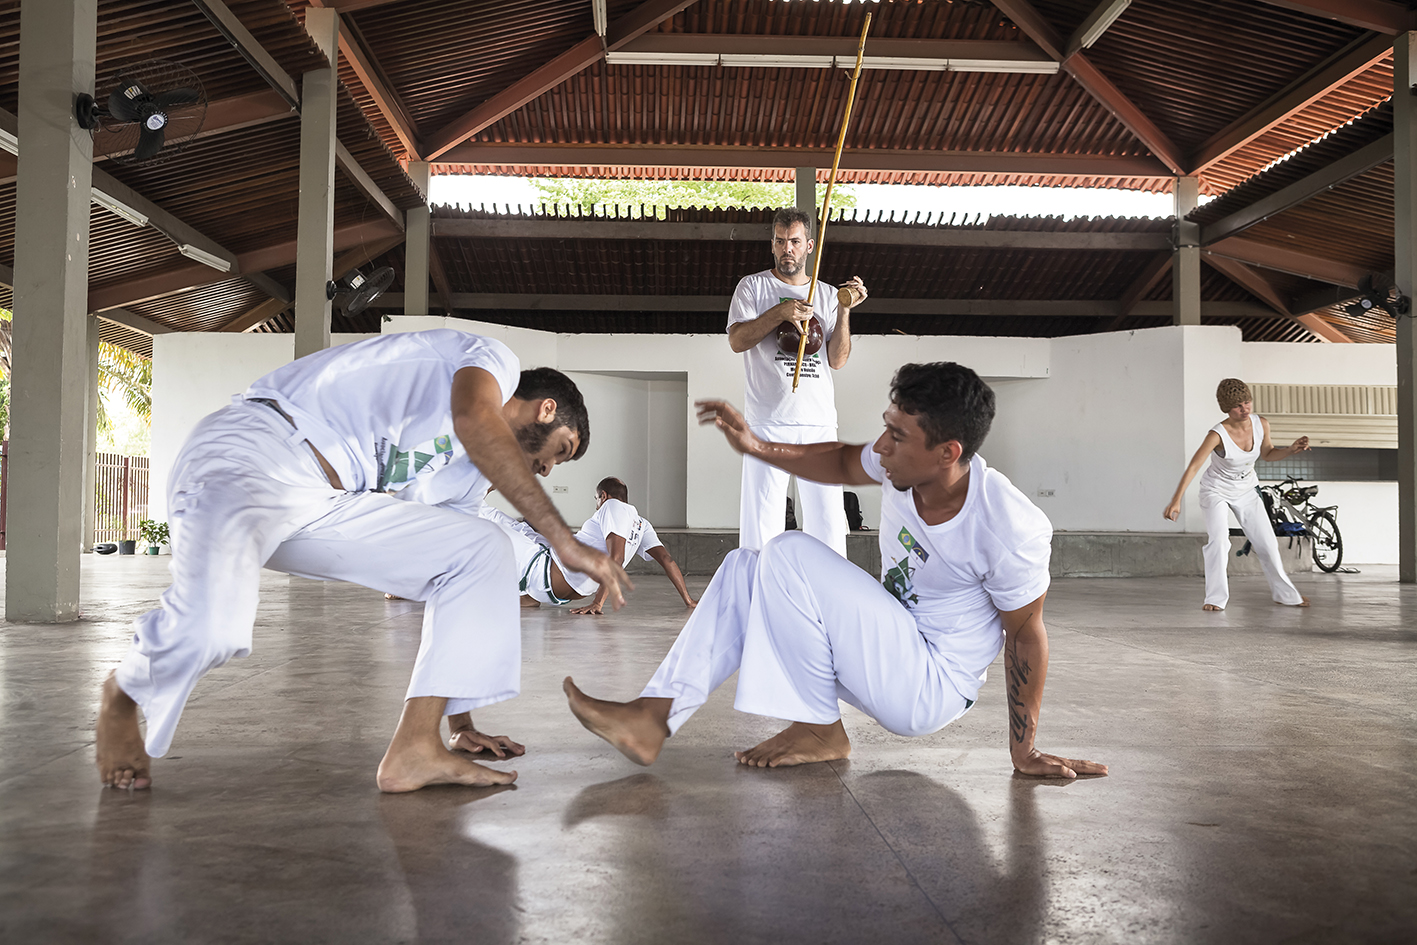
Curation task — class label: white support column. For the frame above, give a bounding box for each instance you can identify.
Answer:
[7,0,97,621]
[294,8,339,360]
[795,166,816,276]
[404,161,431,316]
[1172,176,1202,326]
[1393,33,1417,583]
[82,315,99,553]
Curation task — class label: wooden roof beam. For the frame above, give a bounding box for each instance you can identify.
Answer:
[607,35,1058,72]
[1189,33,1393,172]
[1103,251,1172,329]
[368,292,1283,321]
[1256,0,1413,34]
[87,219,404,313]
[190,0,301,110]
[1203,254,1355,342]
[98,309,174,336]
[421,0,699,160]
[990,0,1187,174]
[1199,134,1394,245]
[334,140,405,230]
[1205,237,1368,288]
[1065,0,1132,59]
[431,216,1170,251]
[435,142,1172,178]
[306,0,424,159]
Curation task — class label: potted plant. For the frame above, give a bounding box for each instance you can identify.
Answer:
[137,519,169,556]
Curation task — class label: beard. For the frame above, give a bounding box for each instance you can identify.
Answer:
[775,255,803,277]
[515,419,556,456]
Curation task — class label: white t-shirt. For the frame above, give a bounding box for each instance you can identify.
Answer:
[859,447,1053,702]
[555,498,664,596]
[727,270,838,427]
[245,330,520,501]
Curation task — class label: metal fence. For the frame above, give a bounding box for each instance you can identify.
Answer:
[94,452,149,544]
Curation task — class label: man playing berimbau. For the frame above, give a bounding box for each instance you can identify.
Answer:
[729,206,867,557]
[97,329,631,793]
[565,362,1106,778]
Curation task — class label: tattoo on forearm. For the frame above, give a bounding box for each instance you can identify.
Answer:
[1005,631,1033,745]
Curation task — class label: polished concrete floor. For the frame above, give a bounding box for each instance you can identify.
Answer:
[0,555,1414,944]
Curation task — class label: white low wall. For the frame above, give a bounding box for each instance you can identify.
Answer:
[146,321,1401,563]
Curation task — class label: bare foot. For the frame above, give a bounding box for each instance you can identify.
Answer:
[735,720,851,768]
[384,592,405,601]
[1279,597,1311,607]
[1202,604,1224,611]
[376,740,517,793]
[563,677,670,766]
[96,672,151,790]
[377,697,517,793]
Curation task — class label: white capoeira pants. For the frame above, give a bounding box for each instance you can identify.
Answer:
[641,531,971,737]
[1200,484,1304,609]
[739,422,848,557]
[114,400,519,758]
[477,505,577,605]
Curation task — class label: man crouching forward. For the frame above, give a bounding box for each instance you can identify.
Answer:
[565,361,1107,778]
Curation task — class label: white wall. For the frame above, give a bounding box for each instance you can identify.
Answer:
[149,332,375,520]
[987,327,1207,533]
[147,321,1399,562]
[1241,341,1398,386]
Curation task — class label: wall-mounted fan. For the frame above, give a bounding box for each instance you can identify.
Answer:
[1343,272,1410,319]
[75,61,206,165]
[327,266,395,315]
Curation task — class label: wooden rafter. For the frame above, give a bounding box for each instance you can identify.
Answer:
[421,0,699,160]
[1199,135,1394,245]
[1204,237,1368,288]
[1189,33,1393,172]
[1256,0,1412,34]
[436,142,1171,178]
[191,0,300,109]
[308,3,424,159]
[87,219,404,313]
[1065,0,1132,59]
[1103,251,1172,329]
[1203,254,1354,342]
[989,0,1186,174]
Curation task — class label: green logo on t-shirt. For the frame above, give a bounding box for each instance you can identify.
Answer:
[883,555,919,608]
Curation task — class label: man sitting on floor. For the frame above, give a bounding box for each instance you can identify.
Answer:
[96,329,631,793]
[564,362,1107,778]
[481,477,698,615]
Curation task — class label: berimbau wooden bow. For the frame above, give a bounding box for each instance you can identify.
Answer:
[792,12,872,392]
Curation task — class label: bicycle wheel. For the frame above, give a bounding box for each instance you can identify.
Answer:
[1308,510,1343,573]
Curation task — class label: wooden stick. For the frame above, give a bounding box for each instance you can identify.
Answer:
[793,12,872,392]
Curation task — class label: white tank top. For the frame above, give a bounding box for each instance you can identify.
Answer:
[1200,414,1261,495]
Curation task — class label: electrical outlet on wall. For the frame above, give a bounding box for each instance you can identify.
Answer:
[1037,489,1055,498]
[553,485,568,494]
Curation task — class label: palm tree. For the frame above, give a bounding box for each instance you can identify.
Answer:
[0,308,151,442]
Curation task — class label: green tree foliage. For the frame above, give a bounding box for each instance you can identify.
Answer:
[530,178,857,217]
[0,306,151,449]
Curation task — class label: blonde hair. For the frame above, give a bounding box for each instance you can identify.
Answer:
[1216,378,1252,413]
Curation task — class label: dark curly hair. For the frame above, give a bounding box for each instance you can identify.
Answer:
[889,362,996,462]
[514,367,590,460]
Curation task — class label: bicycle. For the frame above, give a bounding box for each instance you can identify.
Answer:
[1235,477,1343,572]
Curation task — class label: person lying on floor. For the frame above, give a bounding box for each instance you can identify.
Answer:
[481,477,697,615]
[563,361,1107,778]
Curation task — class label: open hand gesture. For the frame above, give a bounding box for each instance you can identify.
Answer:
[695,400,760,456]
[554,539,633,611]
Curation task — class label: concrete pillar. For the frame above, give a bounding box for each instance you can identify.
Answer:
[82,315,99,553]
[1172,176,1201,326]
[1394,33,1417,583]
[404,161,430,316]
[294,8,339,360]
[7,0,97,621]
[795,166,816,275]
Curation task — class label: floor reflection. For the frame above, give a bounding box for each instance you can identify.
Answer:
[378,785,521,945]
